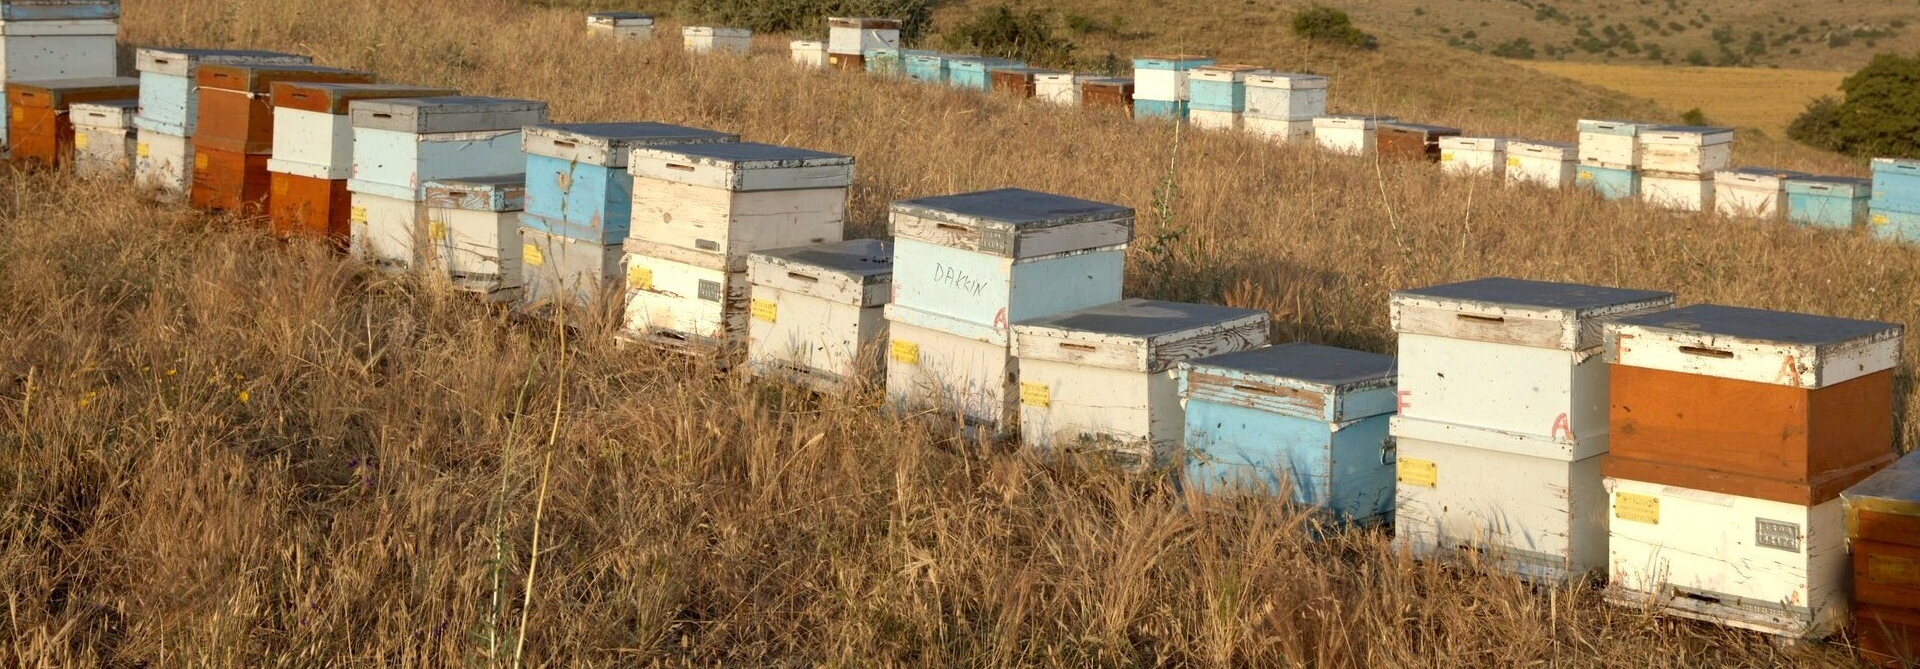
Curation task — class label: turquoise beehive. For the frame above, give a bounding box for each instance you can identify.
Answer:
[1575,162,1639,200]
[1785,176,1870,230]
[1871,158,1920,214]
[519,122,737,244]
[947,56,1023,91]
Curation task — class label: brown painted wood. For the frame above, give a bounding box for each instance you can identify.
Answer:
[268,82,458,115]
[1080,81,1133,114]
[828,53,864,71]
[269,172,351,246]
[1604,364,1895,504]
[1376,124,1459,162]
[1856,540,1920,609]
[1856,604,1920,667]
[7,81,137,167]
[190,148,272,218]
[1857,509,1920,549]
[989,70,1037,98]
[195,64,373,155]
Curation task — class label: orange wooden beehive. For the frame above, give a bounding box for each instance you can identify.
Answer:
[267,171,352,244]
[827,52,864,71]
[1376,122,1461,162]
[194,63,372,155]
[268,81,458,115]
[1080,78,1133,114]
[190,148,272,215]
[6,77,138,167]
[1604,304,1903,505]
[1844,452,1920,666]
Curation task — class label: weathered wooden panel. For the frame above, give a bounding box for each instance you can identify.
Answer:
[789,40,825,69]
[0,17,117,149]
[827,52,864,71]
[1784,176,1871,230]
[1641,171,1713,213]
[70,99,132,177]
[827,17,899,55]
[890,187,1133,258]
[948,57,1022,91]
[1870,158,1920,213]
[1391,276,1675,351]
[426,206,521,299]
[0,2,118,22]
[903,53,949,84]
[1439,136,1505,177]
[585,12,651,40]
[1607,303,1902,388]
[188,147,270,215]
[1179,343,1398,424]
[891,237,1124,334]
[267,107,351,179]
[267,172,350,244]
[1243,72,1326,120]
[1131,54,1213,101]
[622,253,750,347]
[1376,122,1460,162]
[884,310,1018,436]
[1011,299,1269,374]
[1035,73,1092,106]
[1188,109,1240,132]
[1575,161,1639,200]
[1638,126,1733,175]
[747,238,891,307]
[6,76,134,166]
[989,67,1055,99]
[1575,119,1650,168]
[349,126,529,201]
[1079,78,1133,114]
[626,181,846,271]
[1856,603,1920,667]
[1187,64,1266,112]
[682,27,751,54]
[134,126,191,196]
[1313,115,1395,156]
[422,174,524,212]
[133,48,310,135]
[1713,167,1809,221]
[1844,452,1920,547]
[195,64,372,155]
[1505,141,1577,189]
[518,227,622,320]
[747,240,892,391]
[1016,359,1177,467]
[350,191,427,270]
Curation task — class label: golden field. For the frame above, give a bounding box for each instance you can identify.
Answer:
[1520,61,1847,135]
[0,0,1911,664]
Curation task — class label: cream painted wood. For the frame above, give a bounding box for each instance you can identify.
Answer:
[622,254,750,346]
[585,13,652,40]
[1036,73,1092,106]
[683,27,751,54]
[1392,424,1609,584]
[1244,73,1327,120]
[885,312,1017,433]
[1131,68,1186,102]
[71,100,133,177]
[1390,281,1674,352]
[1009,300,1270,374]
[747,285,887,391]
[626,182,846,271]
[351,192,426,269]
[1313,116,1387,156]
[746,240,890,307]
[890,237,1125,334]
[134,127,190,196]
[1605,305,1902,390]
[627,147,853,192]
[1396,334,1611,455]
[1577,133,1637,168]
[1188,109,1240,131]
[1505,141,1577,188]
[425,207,520,298]
[269,106,352,179]
[1439,136,1506,177]
[1640,142,1732,176]
[890,211,1129,260]
[1245,117,1313,143]
[1713,169,1804,221]
[789,40,825,69]
[1605,477,1848,638]
[1016,360,1182,466]
[827,18,899,55]
[1640,172,1713,212]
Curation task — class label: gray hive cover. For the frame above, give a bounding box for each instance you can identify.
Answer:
[1843,451,1920,506]
[1611,304,1900,345]
[1083,77,1133,86]
[350,96,549,134]
[1,1,119,21]
[427,173,525,189]
[588,11,650,20]
[893,188,1132,230]
[1394,277,1673,312]
[1188,342,1396,389]
[1721,167,1811,179]
[528,122,735,145]
[1791,175,1872,187]
[1015,298,1263,337]
[642,141,852,166]
[1383,122,1461,134]
[952,56,1023,68]
[1644,124,1734,135]
[74,98,137,110]
[759,239,893,281]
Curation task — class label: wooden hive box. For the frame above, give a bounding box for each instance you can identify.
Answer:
[0,0,120,150]
[789,40,826,69]
[1784,175,1871,230]
[988,67,1057,99]
[827,17,899,56]
[1604,304,1902,505]
[1013,299,1270,466]
[746,239,893,392]
[864,48,924,78]
[1504,140,1577,189]
[1247,117,1314,144]
[519,227,623,322]
[347,96,548,201]
[1637,125,1733,176]
[1713,167,1809,221]
[193,63,372,156]
[1244,72,1327,122]
[1439,136,1506,177]
[1035,72,1092,106]
[1871,208,1920,244]
[1377,122,1461,162]
[68,98,132,177]
[132,47,310,137]
[268,171,350,244]
[5,76,134,166]
[266,82,458,180]
[620,246,753,352]
[422,175,525,300]
[625,141,850,270]
[1575,161,1639,200]
[1576,119,1649,169]
[1079,77,1133,115]
[903,52,949,84]
[1312,114,1396,156]
[1131,54,1213,104]
[827,52,864,71]
[682,26,750,54]
[190,146,271,214]
[134,126,191,197]
[520,122,738,245]
[1870,158,1920,215]
[1180,343,1398,525]
[585,12,651,40]
[948,57,1022,91]
[1844,453,1920,664]
[350,191,427,269]
[1187,64,1268,128]
[1640,170,1713,213]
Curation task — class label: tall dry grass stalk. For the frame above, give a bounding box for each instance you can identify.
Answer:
[0,0,1903,664]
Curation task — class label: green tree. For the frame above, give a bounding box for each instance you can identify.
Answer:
[942,4,1075,67]
[1788,53,1920,157]
[1292,6,1378,49]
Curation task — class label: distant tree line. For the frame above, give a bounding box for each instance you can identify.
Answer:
[1789,53,1920,159]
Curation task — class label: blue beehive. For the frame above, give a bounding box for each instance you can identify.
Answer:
[1187,65,1266,113]
[1871,208,1920,243]
[903,52,948,84]
[1181,343,1399,524]
[518,122,738,244]
[1870,158,1920,214]
[1575,162,1639,200]
[865,48,928,78]
[947,57,1023,90]
[1785,176,1871,230]
[1133,100,1187,121]
[132,48,311,136]
[348,97,549,202]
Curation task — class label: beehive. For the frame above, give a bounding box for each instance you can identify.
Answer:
[746,239,893,392]
[266,83,459,180]
[1391,277,1676,583]
[1187,64,1269,130]
[132,48,310,137]
[1713,167,1809,221]
[1246,117,1313,143]
[519,122,738,245]
[948,57,1022,91]
[424,174,524,300]
[134,127,191,196]
[1843,453,1920,664]
[789,40,826,69]
[193,63,372,156]
[1638,125,1733,175]
[347,96,548,202]
[0,0,119,150]
[1784,175,1871,230]
[904,52,949,84]
[1872,208,1920,244]
[1871,159,1920,242]
[1438,136,1506,177]
[682,27,750,54]
[1640,171,1713,213]
[5,76,134,166]
[1013,299,1270,465]
[1575,119,1649,169]
[267,171,349,243]
[625,141,850,271]
[585,12,651,40]
[189,148,270,213]
[1244,72,1327,122]
[1079,78,1133,114]
[827,52,864,71]
[1131,55,1213,120]
[521,227,623,319]
[68,98,132,176]
[988,67,1056,99]
[1504,140,1577,189]
[828,17,898,57]
[620,249,753,351]
[1179,343,1398,524]
[1035,72,1092,106]
[1377,122,1461,162]
[1575,162,1639,200]
[1604,304,1902,505]
[1312,114,1396,156]
[350,191,425,269]
[864,48,922,78]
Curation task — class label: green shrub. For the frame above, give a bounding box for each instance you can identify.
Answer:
[941,4,1074,67]
[1491,37,1536,59]
[1788,53,1920,158]
[1680,108,1709,125]
[679,0,933,42]
[1291,6,1377,50]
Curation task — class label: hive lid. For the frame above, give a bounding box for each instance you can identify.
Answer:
[749,239,893,307]
[1185,342,1397,395]
[1246,72,1328,89]
[423,174,526,212]
[1082,77,1134,87]
[828,17,901,29]
[951,56,1023,69]
[628,141,854,191]
[1012,299,1271,373]
[1719,167,1810,179]
[1440,136,1508,150]
[1391,277,1676,351]
[196,63,372,92]
[6,76,137,107]
[1576,119,1651,136]
[792,40,825,49]
[135,48,311,77]
[1606,304,1903,388]
[586,11,651,24]
[1843,452,1920,526]
[1134,54,1215,68]
[1872,157,1920,173]
[524,122,738,167]
[684,26,750,37]
[1381,122,1462,135]
[904,52,950,62]
[1508,139,1574,151]
[989,67,1061,77]
[270,82,460,114]
[350,96,549,134]
[69,98,135,127]
[890,187,1134,258]
[0,1,118,21]
[1191,64,1269,81]
[1784,175,1872,194]
[1639,125,1735,145]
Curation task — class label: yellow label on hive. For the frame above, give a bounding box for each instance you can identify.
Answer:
[1872,213,1889,226]
[272,177,288,195]
[1505,157,1521,167]
[194,153,208,169]
[349,206,367,222]
[750,299,777,322]
[627,265,652,290]
[1615,492,1660,524]
[889,340,919,365]
[1576,171,1593,181]
[427,220,447,241]
[523,243,544,267]
[1397,458,1437,488]
[1439,152,1454,162]
[1868,554,1920,587]
[136,142,149,158]
[73,133,89,149]
[1019,382,1050,408]
[9,108,19,121]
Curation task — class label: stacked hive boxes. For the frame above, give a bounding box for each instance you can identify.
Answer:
[1377,122,1461,162]
[423,175,525,300]
[1132,55,1212,120]
[267,82,456,242]
[1785,175,1872,230]
[1574,119,1646,201]
[683,27,750,54]
[1180,343,1399,525]
[988,67,1055,99]
[1506,140,1577,189]
[1243,73,1326,143]
[948,57,1021,91]
[348,97,547,270]
[622,142,850,351]
[1843,453,1920,664]
[903,52,948,84]
[789,41,825,69]
[1012,299,1269,466]
[1035,72,1092,106]
[0,0,119,152]
[68,98,133,176]
[132,48,310,197]
[1186,64,1268,131]
[827,17,898,71]
[884,189,1133,437]
[1870,158,1920,242]
[746,239,893,391]
[864,49,922,78]
[585,12,651,41]
[5,76,135,167]
[190,63,371,214]
[1637,125,1732,212]
[1439,137,1505,177]
[517,122,737,319]
[1390,278,1675,583]
[1713,167,1808,221]
[1313,114,1396,156]
[1079,78,1133,115]
[1604,305,1901,638]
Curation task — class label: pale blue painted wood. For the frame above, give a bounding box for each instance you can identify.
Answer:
[1133,99,1186,120]
[519,155,631,243]
[1785,176,1870,230]
[904,53,948,84]
[132,72,191,136]
[0,1,118,20]
[1871,208,1920,243]
[349,127,528,201]
[1871,158,1920,214]
[947,57,1022,90]
[1183,401,1395,524]
[864,49,927,77]
[1188,78,1245,113]
[1576,163,1638,200]
[1131,56,1215,71]
[891,236,1124,330]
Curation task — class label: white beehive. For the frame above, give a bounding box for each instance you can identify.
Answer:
[626,141,853,272]
[69,98,133,177]
[1638,125,1733,175]
[1713,167,1810,221]
[585,12,652,40]
[1504,140,1577,189]
[1576,119,1648,168]
[134,126,191,197]
[350,191,425,270]
[1035,72,1093,106]
[521,227,624,319]
[746,239,892,391]
[1439,136,1506,177]
[885,316,1019,435]
[1244,72,1327,121]
[683,26,751,54]
[827,17,899,56]
[1131,54,1213,103]
[1313,114,1396,156]
[789,40,826,69]
[348,96,549,202]
[0,0,119,150]
[423,174,524,300]
[1246,117,1314,144]
[1606,477,1849,638]
[1012,299,1270,466]
[1641,171,1713,212]
[1189,109,1240,132]
[621,249,752,351]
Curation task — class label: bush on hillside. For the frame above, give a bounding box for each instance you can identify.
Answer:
[942,4,1075,68]
[1787,52,1920,158]
[1292,6,1377,50]
[1491,37,1536,59]
[679,0,933,42]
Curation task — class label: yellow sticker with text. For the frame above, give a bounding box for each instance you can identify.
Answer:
[73,133,89,149]
[889,339,919,365]
[1615,492,1660,524]
[627,264,652,290]
[1439,151,1454,162]
[1505,157,1521,167]
[1872,213,1889,226]
[1576,171,1594,181]
[750,299,777,322]
[136,142,150,158]
[1019,382,1050,408]
[194,152,208,169]
[1397,458,1437,488]
[523,243,544,267]
[349,206,367,223]
[427,220,447,241]
[10,107,20,121]
[272,177,288,195]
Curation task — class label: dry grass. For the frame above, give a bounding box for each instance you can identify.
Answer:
[1,0,1913,664]
[1518,62,1845,135]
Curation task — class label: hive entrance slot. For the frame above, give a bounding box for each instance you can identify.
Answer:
[553,140,576,149]
[1677,589,1722,605]
[1232,383,1274,395]
[371,113,392,119]
[1059,343,1099,353]
[935,223,971,234]
[1457,314,1505,325]
[1679,346,1734,359]
[787,272,819,283]
[666,163,694,172]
